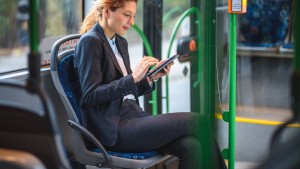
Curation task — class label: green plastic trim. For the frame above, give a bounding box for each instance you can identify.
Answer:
[132,24,158,115]
[222,148,229,160]
[222,111,229,122]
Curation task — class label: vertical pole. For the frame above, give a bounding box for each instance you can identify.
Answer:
[292,0,300,123]
[201,1,216,168]
[27,0,41,92]
[29,0,39,53]
[228,13,237,169]
[143,0,162,115]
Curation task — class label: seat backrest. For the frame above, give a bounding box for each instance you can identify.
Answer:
[57,52,82,124]
[50,34,105,165]
[50,34,82,125]
[0,80,71,169]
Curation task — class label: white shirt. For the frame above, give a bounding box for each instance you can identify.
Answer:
[106,36,135,101]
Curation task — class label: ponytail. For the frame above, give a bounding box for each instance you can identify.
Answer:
[79,5,100,34]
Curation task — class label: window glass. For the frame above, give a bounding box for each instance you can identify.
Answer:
[215,0,294,163]
[124,0,191,113]
[0,0,82,74]
[216,0,294,121]
[163,0,191,113]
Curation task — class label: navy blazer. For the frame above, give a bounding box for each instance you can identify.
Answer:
[74,23,154,146]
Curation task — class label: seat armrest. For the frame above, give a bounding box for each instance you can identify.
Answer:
[67,120,110,163]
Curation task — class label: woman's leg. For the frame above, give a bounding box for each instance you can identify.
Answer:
[109,112,205,152]
[108,112,226,169]
[158,136,203,169]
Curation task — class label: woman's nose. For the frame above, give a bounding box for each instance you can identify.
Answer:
[129,16,134,25]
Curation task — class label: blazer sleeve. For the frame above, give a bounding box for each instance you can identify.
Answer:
[74,35,138,107]
[136,76,155,96]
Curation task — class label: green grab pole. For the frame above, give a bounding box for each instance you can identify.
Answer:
[295,0,300,71]
[165,7,201,113]
[29,0,39,53]
[228,13,237,169]
[132,24,158,115]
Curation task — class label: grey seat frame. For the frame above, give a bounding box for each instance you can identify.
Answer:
[50,34,171,168]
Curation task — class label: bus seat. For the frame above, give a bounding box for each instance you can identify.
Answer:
[0,148,46,169]
[238,0,292,51]
[0,79,71,169]
[50,34,171,168]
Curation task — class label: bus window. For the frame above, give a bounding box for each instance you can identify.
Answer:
[0,0,82,74]
[163,0,191,113]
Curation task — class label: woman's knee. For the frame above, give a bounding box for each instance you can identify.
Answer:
[180,136,202,157]
[173,137,203,169]
[160,136,202,158]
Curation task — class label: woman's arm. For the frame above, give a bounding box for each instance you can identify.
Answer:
[74,35,139,107]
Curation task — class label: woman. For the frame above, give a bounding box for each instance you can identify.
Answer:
[74,0,226,168]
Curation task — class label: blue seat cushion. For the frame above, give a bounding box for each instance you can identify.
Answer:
[282,42,294,49]
[92,149,160,160]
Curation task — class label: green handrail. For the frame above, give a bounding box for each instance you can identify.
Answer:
[27,0,41,92]
[132,24,158,115]
[165,7,201,113]
[29,0,39,53]
[228,13,237,169]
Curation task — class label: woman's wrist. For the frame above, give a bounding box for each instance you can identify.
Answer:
[149,76,158,82]
[147,76,157,84]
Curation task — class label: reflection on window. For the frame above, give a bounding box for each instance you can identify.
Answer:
[0,0,82,74]
[216,0,294,122]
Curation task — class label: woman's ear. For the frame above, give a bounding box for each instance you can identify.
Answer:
[103,7,109,18]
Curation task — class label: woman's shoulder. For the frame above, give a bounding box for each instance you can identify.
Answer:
[80,31,101,41]
[78,31,104,47]
[79,24,106,42]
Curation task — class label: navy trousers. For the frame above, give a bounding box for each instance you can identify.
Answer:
[107,99,227,169]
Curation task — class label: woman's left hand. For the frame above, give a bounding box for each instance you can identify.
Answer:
[151,59,174,81]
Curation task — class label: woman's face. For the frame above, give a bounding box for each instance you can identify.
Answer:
[107,1,136,37]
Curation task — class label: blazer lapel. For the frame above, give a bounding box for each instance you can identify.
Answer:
[116,38,132,74]
[93,24,123,74]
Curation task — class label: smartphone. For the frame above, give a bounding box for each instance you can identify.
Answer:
[146,54,180,79]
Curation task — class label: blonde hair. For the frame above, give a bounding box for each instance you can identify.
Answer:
[80,0,137,34]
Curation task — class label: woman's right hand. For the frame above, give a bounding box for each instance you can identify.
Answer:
[132,56,158,83]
